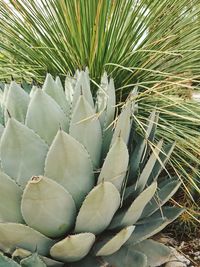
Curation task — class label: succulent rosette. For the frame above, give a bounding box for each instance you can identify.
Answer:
[0,70,183,267]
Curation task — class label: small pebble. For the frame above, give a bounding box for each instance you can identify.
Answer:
[185,259,190,265]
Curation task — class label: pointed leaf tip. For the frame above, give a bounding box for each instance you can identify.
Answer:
[26,88,68,145]
[4,81,30,123]
[96,226,135,256]
[50,233,95,262]
[98,136,129,191]
[69,95,102,167]
[75,182,120,234]
[45,130,94,208]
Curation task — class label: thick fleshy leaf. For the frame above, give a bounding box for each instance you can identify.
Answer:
[126,218,166,246]
[148,112,159,143]
[109,182,157,229]
[130,110,158,180]
[50,233,95,262]
[69,95,102,167]
[0,171,23,223]
[12,249,64,267]
[42,73,55,92]
[65,75,74,105]
[97,136,129,191]
[38,257,63,267]
[21,176,76,238]
[0,107,3,125]
[140,112,160,166]
[0,223,55,255]
[42,74,69,116]
[0,115,4,130]
[4,81,30,123]
[21,81,32,94]
[96,74,116,130]
[0,252,20,267]
[104,246,147,267]
[136,140,163,193]
[144,206,185,223]
[141,179,181,218]
[96,226,135,256]
[69,255,101,267]
[110,101,132,146]
[131,239,171,267]
[20,254,46,267]
[96,72,109,127]
[100,78,116,156]
[45,130,94,208]
[129,87,138,110]
[71,71,94,112]
[103,78,116,128]
[75,182,120,234]
[29,86,38,98]
[127,207,184,245]
[0,118,48,187]
[1,83,9,109]
[0,86,3,98]
[148,142,176,183]
[12,248,32,259]
[101,127,113,159]
[25,88,68,145]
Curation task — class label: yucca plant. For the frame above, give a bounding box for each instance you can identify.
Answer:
[0,0,200,83]
[0,70,183,267]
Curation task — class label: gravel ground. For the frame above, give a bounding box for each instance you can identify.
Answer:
[154,234,200,267]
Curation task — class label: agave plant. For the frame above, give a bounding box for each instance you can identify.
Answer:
[0,70,183,267]
[0,0,200,202]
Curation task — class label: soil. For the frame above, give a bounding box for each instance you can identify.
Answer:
[178,238,200,267]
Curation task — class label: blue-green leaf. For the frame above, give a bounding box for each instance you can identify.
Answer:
[50,233,95,262]
[0,252,20,267]
[104,246,147,267]
[109,182,157,229]
[26,88,68,145]
[21,176,76,238]
[69,95,102,167]
[111,101,132,146]
[141,179,181,218]
[45,130,94,208]
[75,182,120,234]
[96,226,135,256]
[4,81,30,123]
[0,171,23,223]
[130,239,171,267]
[20,254,46,267]
[97,136,129,191]
[0,223,55,256]
[71,71,94,112]
[136,140,163,193]
[0,118,48,187]
[43,74,69,116]
[127,207,184,245]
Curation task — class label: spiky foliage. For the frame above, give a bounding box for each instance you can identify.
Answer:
[0,0,200,82]
[0,71,183,267]
[0,0,199,199]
